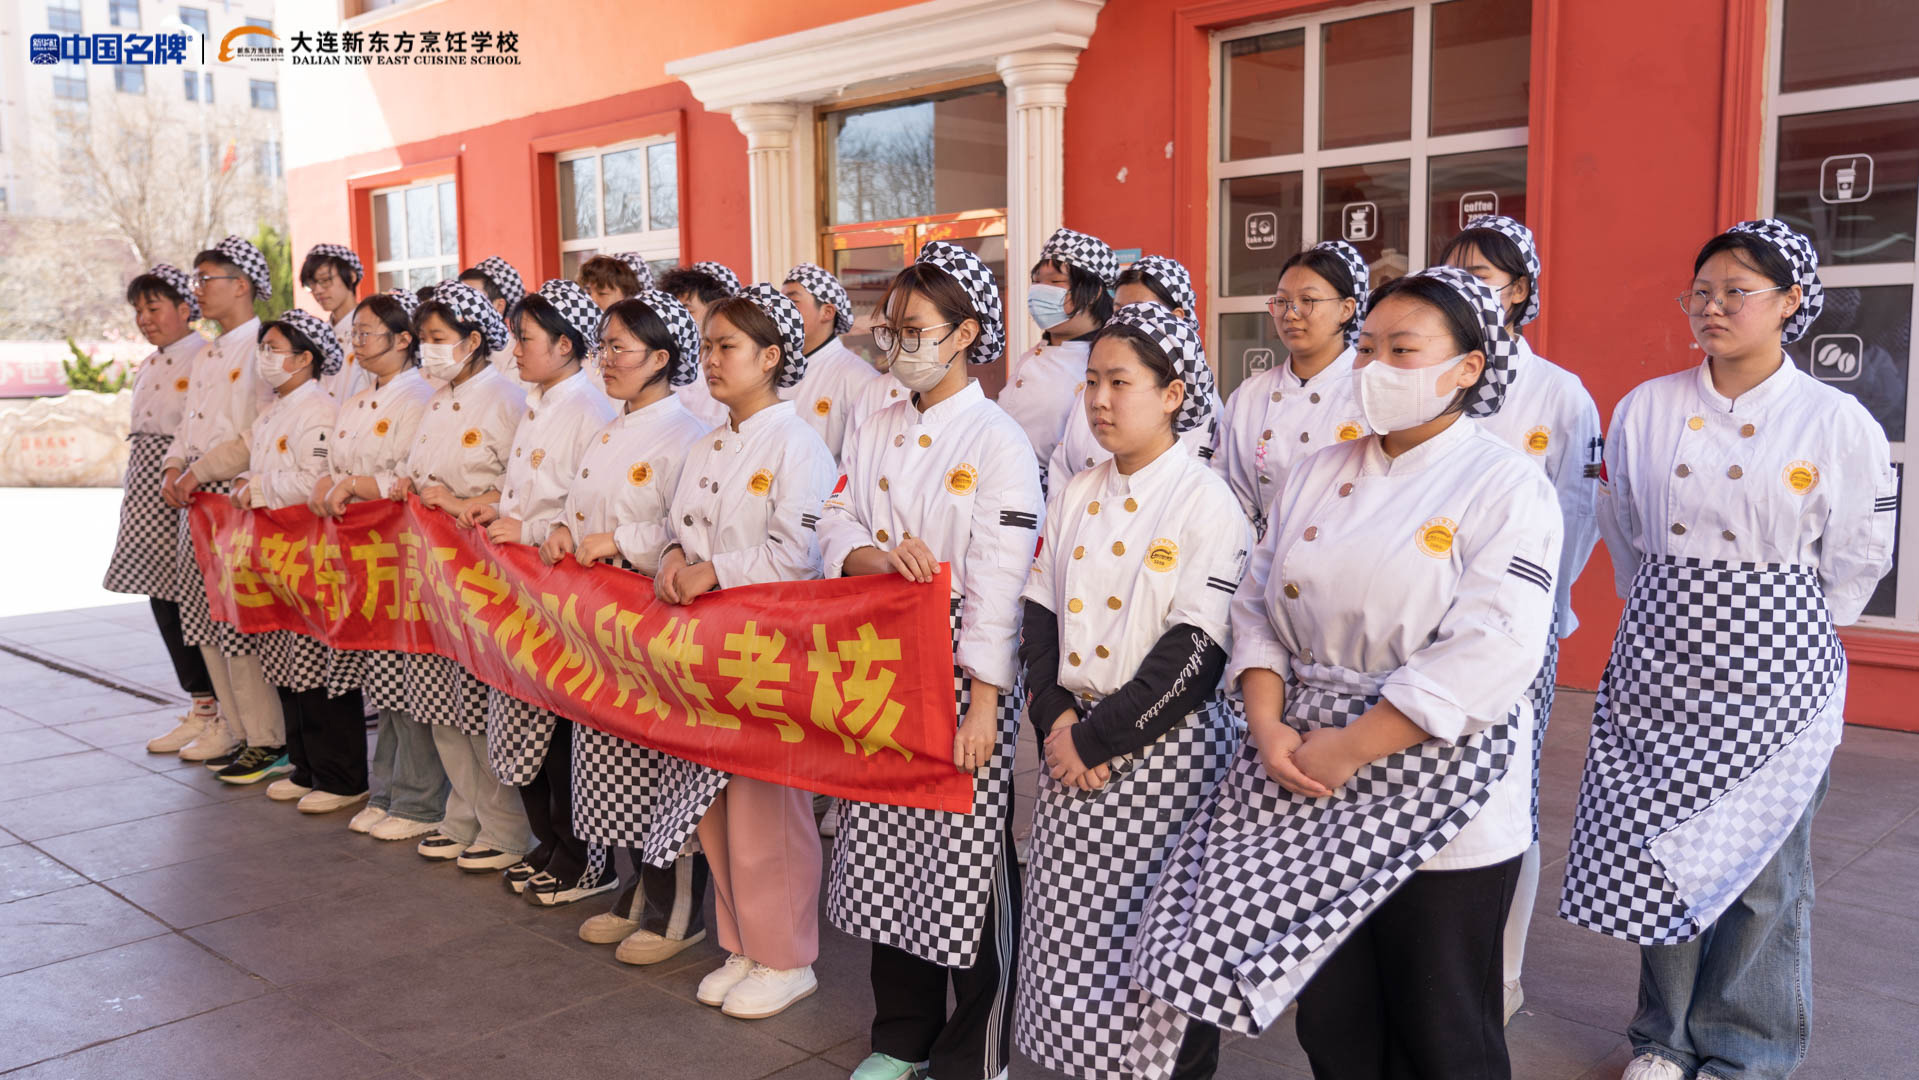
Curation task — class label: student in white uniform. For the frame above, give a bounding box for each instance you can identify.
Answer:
[302,243,370,401]
[399,281,535,874]
[459,255,525,319]
[1130,266,1561,1080]
[780,262,880,462]
[650,283,839,1021]
[311,288,444,839]
[1213,240,1372,536]
[108,265,220,755]
[1048,255,1221,483]
[1563,221,1896,1080]
[161,235,286,776]
[659,263,741,429]
[997,228,1118,486]
[579,253,653,310]
[469,279,620,906]
[1439,214,1602,1020]
[1015,303,1246,1080]
[539,289,713,961]
[817,241,1040,1080]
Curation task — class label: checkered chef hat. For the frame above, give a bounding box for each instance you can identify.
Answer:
[1107,302,1217,435]
[612,252,655,291]
[1462,215,1541,326]
[429,280,510,353]
[1039,227,1120,288]
[469,255,525,308]
[214,234,272,302]
[627,289,702,388]
[1394,265,1517,418]
[692,261,743,296]
[783,263,854,336]
[736,283,809,390]
[915,240,1005,365]
[272,309,345,377]
[530,278,603,356]
[1311,239,1372,348]
[1728,218,1825,344]
[306,243,363,284]
[147,263,201,320]
[1129,255,1198,319]
[382,288,420,320]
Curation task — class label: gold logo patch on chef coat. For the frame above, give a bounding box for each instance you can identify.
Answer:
[748,468,774,496]
[1417,516,1457,558]
[174,377,190,392]
[946,464,978,495]
[1525,426,1551,455]
[276,436,289,453]
[1784,460,1820,495]
[228,368,241,383]
[461,428,482,448]
[814,397,832,416]
[529,449,546,469]
[1336,421,1363,442]
[628,462,653,487]
[1146,539,1179,572]
[374,419,391,437]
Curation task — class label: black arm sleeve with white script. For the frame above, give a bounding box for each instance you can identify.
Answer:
[1070,624,1225,766]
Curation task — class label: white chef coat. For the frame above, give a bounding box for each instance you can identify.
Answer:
[1476,338,1603,637]
[664,400,839,589]
[998,338,1092,472]
[1598,356,1897,626]
[238,380,337,510]
[1023,442,1250,701]
[676,370,731,430]
[497,368,619,545]
[1213,349,1369,525]
[560,394,709,576]
[130,332,207,436]
[849,369,911,437]
[1230,417,1563,869]
[329,367,434,498]
[819,380,1045,691]
[779,336,881,462]
[165,317,271,470]
[1046,382,1223,484]
[320,311,372,403]
[400,364,527,500]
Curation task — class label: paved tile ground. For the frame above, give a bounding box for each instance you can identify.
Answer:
[0,601,1915,1079]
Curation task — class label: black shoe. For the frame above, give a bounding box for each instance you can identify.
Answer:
[524,867,620,907]
[202,749,241,771]
[502,861,538,893]
[216,745,293,785]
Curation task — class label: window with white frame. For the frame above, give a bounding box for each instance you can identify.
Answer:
[1209,0,1531,393]
[555,136,680,281]
[371,176,459,292]
[1762,0,1919,628]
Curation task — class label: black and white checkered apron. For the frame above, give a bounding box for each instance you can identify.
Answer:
[103,433,182,600]
[570,718,681,848]
[259,628,331,692]
[405,654,490,735]
[827,600,1020,968]
[1558,555,1844,946]
[1013,694,1241,1080]
[1524,634,1559,842]
[485,687,560,787]
[329,647,411,712]
[1125,674,1520,1079]
[175,482,254,657]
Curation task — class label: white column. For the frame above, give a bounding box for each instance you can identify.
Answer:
[997,47,1081,361]
[731,103,802,283]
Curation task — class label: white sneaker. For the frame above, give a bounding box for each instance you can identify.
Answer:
[368,815,440,841]
[297,789,370,815]
[579,911,640,945]
[346,805,388,833]
[1503,980,1524,1025]
[1621,1053,1688,1080]
[267,778,313,802]
[721,963,817,1019]
[147,706,214,753]
[696,953,755,1006]
[416,832,465,860]
[615,927,706,966]
[177,728,241,762]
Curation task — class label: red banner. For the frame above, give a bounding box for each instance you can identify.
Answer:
[187,494,971,812]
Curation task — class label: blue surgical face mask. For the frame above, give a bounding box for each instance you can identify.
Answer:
[1028,283,1071,331]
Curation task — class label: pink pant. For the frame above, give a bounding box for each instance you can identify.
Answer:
[697,777,821,970]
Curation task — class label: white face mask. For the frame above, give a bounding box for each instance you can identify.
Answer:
[1354,352,1468,434]
[419,339,473,382]
[255,344,296,390]
[890,349,954,393]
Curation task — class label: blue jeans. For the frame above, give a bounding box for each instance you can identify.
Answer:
[367,708,448,823]
[1630,771,1828,1079]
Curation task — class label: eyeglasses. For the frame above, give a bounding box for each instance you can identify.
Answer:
[1675,285,1786,317]
[594,341,655,368]
[349,328,390,344]
[872,322,956,355]
[1266,296,1343,319]
[190,272,241,289]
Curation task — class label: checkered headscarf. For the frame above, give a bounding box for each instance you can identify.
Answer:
[613,252,655,291]
[1728,218,1825,344]
[382,288,420,320]
[1106,302,1217,434]
[306,243,363,284]
[533,278,603,355]
[692,261,742,297]
[429,280,510,352]
[1311,239,1371,346]
[146,263,201,320]
[1395,266,1517,418]
[470,255,525,308]
[1129,256,1198,319]
[272,309,344,377]
[1039,227,1120,288]
[628,289,701,387]
[737,283,808,389]
[1462,215,1541,326]
[783,263,854,335]
[214,234,271,302]
[915,240,1004,365]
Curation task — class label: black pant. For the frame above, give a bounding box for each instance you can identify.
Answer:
[869,823,1020,1080]
[520,720,591,882]
[611,847,710,938]
[149,597,213,698]
[1295,855,1524,1080]
[279,685,368,795]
